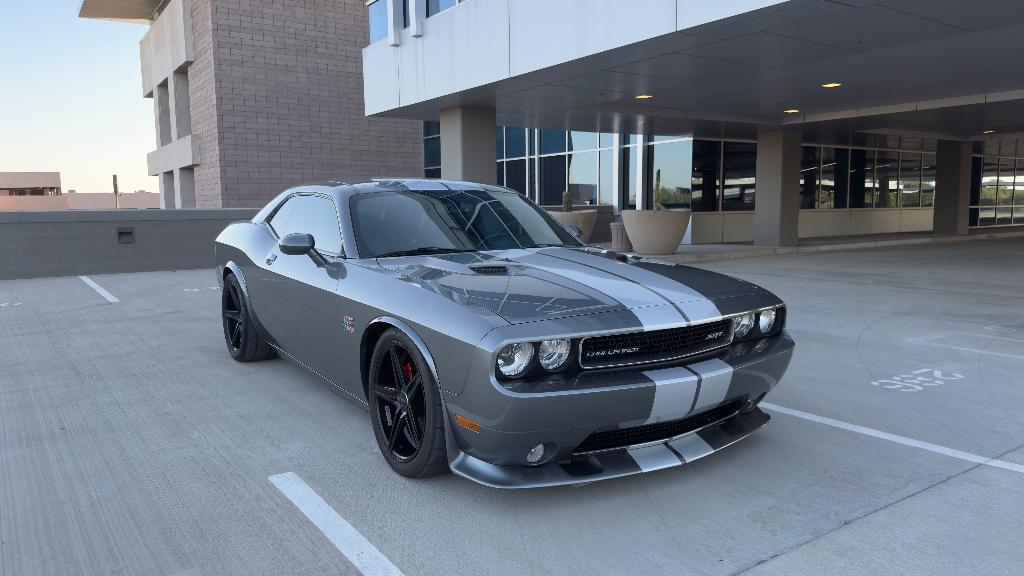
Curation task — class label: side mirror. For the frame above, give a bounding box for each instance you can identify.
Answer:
[562,224,584,241]
[279,233,315,255]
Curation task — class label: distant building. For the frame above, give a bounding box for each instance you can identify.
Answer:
[0,173,159,211]
[0,172,61,196]
[78,0,423,209]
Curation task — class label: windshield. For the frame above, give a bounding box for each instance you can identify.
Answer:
[350,188,581,258]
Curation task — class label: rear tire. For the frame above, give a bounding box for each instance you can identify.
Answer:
[222,273,275,362]
[368,329,447,478]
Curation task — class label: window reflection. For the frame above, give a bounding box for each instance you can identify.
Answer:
[648,140,693,209]
[875,151,900,208]
[505,127,526,159]
[568,131,598,152]
[505,159,527,196]
[622,147,637,210]
[427,0,456,17]
[899,153,922,208]
[800,146,819,209]
[849,149,872,208]
[691,140,720,212]
[539,130,566,155]
[920,156,936,208]
[599,149,613,206]
[539,155,566,205]
[723,142,756,211]
[568,151,598,205]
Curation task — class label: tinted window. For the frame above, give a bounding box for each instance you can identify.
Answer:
[691,140,720,212]
[648,140,693,209]
[350,189,577,257]
[268,196,300,236]
[722,142,756,211]
[285,195,342,254]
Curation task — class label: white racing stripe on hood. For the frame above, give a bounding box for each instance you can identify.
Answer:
[632,305,688,329]
[539,248,723,321]
[501,251,686,315]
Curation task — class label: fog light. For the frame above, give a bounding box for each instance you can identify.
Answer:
[526,443,546,465]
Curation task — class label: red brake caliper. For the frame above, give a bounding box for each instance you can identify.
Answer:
[402,362,414,384]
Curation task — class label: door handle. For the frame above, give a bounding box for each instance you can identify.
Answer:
[265,254,277,266]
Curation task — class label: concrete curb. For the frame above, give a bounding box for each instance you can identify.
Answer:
[636,229,1024,264]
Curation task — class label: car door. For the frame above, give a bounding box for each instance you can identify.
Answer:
[256,193,350,385]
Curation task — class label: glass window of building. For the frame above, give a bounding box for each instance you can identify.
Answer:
[920,155,936,208]
[622,147,637,210]
[568,131,599,152]
[979,156,999,226]
[423,121,440,137]
[424,168,441,179]
[800,147,819,209]
[427,0,456,17]
[599,132,614,149]
[875,150,900,208]
[496,162,504,187]
[1016,160,1024,224]
[691,140,720,212]
[899,152,922,208]
[722,142,756,211]
[539,130,566,155]
[568,151,598,205]
[367,0,388,43]
[539,155,566,206]
[849,149,872,208]
[505,159,527,196]
[648,140,693,209]
[599,149,614,206]
[969,156,982,226]
[424,137,441,172]
[496,127,504,160]
[504,127,526,159]
[998,158,1015,206]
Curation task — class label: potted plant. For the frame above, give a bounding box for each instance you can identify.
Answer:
[548,191,597,242]
[620,169,691,255]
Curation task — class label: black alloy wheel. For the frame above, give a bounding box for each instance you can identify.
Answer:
[369,329,447,477]
[221,273,274,362]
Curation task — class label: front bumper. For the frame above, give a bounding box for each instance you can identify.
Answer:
[450,407,770,488]
[442,332,794,488]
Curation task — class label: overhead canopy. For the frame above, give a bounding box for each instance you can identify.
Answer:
[78,0,159,24]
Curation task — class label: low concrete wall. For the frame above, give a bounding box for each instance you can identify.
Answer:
[0,209,257,280]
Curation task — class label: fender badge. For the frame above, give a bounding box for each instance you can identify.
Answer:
[342,315,355,334]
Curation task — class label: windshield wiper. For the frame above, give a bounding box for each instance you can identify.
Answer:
[375,247,473,259]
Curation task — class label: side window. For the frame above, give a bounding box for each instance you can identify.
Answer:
[268,196,299,237]
[287,195,344,255]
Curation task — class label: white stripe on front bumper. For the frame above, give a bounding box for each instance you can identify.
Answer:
[689,358,735,412]
[641,366,700,424]
[627,443,683,472]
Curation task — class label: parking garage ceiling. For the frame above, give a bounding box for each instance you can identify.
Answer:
[401,0,1024,151]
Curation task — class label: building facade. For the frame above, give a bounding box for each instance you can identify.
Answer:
[80,0,424,209]
[0,173,62,197]
[367,0,1024,245]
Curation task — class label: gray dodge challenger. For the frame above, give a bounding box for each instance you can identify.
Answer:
[215,179,794,488]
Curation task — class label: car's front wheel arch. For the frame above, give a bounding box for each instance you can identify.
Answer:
[360,317,439,402]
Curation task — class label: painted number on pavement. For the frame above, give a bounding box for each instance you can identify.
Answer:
[872,368,963,392]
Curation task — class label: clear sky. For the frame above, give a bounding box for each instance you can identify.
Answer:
[0,1,156,193]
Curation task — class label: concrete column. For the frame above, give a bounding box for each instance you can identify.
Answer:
[154,82,172,147]
[159,172,176,209]
[175,168,197,208]
[754,129,801,247]
[440,107,497,184]
[169,70,191,140]
[934,140,972,236]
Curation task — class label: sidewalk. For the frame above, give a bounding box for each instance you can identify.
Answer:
[595,227,1024,264]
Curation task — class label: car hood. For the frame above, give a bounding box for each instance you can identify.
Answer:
[376,247,768,326]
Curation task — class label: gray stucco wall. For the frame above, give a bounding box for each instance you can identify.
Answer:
[0,210,257,280]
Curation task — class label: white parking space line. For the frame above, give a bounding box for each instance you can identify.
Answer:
[761,402,1024,476]
[269,472,404,576]
[78,276,120,303]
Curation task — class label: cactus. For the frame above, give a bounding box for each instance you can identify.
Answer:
[562,190,573,213]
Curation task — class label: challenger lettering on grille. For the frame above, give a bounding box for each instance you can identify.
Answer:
[585,347,640,359]
[579,319,733,369]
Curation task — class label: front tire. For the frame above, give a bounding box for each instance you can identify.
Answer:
[368,329,447,478]
[222,273,274,362]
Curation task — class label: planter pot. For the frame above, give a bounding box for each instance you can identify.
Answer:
[548,210,597,243]
[621,209,690,255]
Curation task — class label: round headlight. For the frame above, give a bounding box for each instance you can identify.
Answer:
[538,339,572,371]
[733,313,755,338]
[497,342,534,378]
[759,309,777,334]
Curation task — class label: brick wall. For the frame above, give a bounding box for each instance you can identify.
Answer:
[190,0,224,208]
[193,0,423,209]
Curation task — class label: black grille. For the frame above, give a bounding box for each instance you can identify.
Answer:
[574,401,742,455]
[579,319,732,369]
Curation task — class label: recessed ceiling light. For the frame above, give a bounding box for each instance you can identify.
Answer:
[983,129,996,134]
[783,109,800,114]
[821,82,843,89]
[634,94,654,100]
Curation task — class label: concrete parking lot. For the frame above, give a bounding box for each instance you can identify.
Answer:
[1,238,1022,576]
